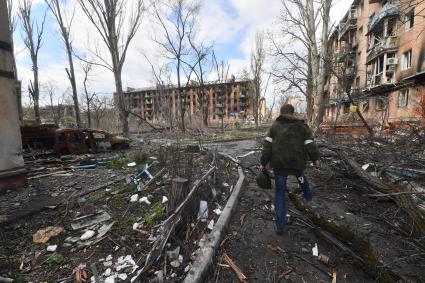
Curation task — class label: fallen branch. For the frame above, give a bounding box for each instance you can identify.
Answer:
[368,191,425,197]
[223,253,247,282]
[288,191,398,282]
[323,145,425,234]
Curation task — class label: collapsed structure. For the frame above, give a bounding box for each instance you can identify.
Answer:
[0,0,26,190]
[122,80,266,130]
[323,0,425,134]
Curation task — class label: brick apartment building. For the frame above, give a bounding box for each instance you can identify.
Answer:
[122,80,267,130]
[323,0,425,135]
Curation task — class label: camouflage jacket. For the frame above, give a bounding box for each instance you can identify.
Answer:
[260,115,320,171]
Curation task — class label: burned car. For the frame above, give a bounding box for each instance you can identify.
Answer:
[54,128,130,154]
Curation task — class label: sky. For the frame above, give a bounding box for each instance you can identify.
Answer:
[11,0,349,108]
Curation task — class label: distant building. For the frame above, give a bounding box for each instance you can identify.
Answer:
[121,80,267,130]
[322,0,425,135]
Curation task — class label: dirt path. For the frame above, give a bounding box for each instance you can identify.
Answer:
[206,141,425,283]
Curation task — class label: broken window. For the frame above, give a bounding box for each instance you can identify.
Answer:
[398,89,409,107]
[402,50,412,70]
[405,10,414,31]
[375,98,387,111]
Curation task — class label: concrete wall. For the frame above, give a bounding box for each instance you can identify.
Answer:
[0,0,26,189]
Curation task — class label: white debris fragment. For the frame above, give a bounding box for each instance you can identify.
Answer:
[130,194,139,203]
[106,254,113,261]
[139,196,151,205]
[116,255,138,273]
[312,243,319,257]
[213,208,222,216]
[362,164,370,171]
[117,274,127,280]
[104,275,115,283]
[80,230,95,241]
[222,182,230,187]
[184,265,191,273]
[170,259,181,268]
[104,268,112,276]
[197,200,208,222]
[127,162,136,167]
[207,219,214,230]
[162,196,169,204]
[46,245,57,252]
[132,223,140,230]
[103,261,113,267]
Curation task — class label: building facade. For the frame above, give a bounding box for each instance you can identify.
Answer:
[323,0,425,135]
[122,80,267,130]
[0,0,26,190]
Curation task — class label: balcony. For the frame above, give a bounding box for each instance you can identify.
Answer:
[368,72,396,89]
[338,8,357,39]
[344,66,356,79]
[366,36,399,63]
[338,47,356,63]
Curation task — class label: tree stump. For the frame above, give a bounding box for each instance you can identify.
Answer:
[169,177,189,213]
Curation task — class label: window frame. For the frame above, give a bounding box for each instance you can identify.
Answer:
[402,50,412,70]
[405,9,415,31]
[398,89,409,108]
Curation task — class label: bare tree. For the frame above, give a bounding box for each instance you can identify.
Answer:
[152,0,200,131]
[78,0,145,137]
[80,61,96,128]
[212,51,230,132]
[273,0,333,130]
[19,0,46,125]
[45,0,81,128]
[250,32,266,128]
[186,34,212,127]
[44,82,65,126]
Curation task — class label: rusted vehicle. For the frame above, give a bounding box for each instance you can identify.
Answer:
[54,128,130,154]
[21,123,58,149]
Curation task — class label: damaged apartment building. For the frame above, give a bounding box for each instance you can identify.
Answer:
[323,0,425,135]
[122,80,266,130]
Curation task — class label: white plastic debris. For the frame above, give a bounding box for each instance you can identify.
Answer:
[132,223,140,231]
[197,200,208,222]
[184,265,191,273]
[207,219,214,230]
[312,243,319,257]
[127,162,136,167]
[162,196,169,204]
[46,245,57,252]
[103,261,113,267]
[222,182,230,187]
[80,230,95,241]
[116,255,138,273]
[362,164,370,170]
[213,208,222,216]
[170,259,181,268]
[118,274,127,281]
[106,254,113,261]
[104,276,115,283]
[104,268,112,276]
[130,194,139,203]
[139,196,151,205]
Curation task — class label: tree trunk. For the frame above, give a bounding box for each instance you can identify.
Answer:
[314,0,332,132]
[65,43,81,128]
[177,59,185,131]
[33,62,41,125]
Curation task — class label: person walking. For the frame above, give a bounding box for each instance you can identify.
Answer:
[260,104,320,234]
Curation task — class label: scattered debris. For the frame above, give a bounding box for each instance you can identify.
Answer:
[80,230,95,241]
[71,211,111,230]
[223,253,247,282]
[197,200,208,222]
[312,243,319,257]
[208,219,215,230]
[32,226,65,244]
[130,194,139,203]
[139,196,151,205]
[46,245,58,252]
[127,162,137,167]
